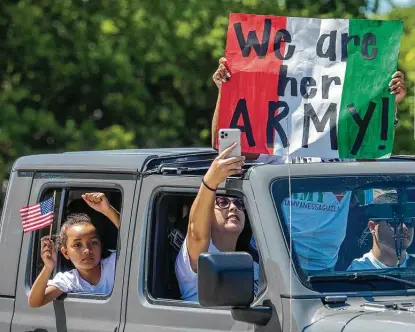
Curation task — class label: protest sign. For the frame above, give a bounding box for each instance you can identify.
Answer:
[218,14,403,159]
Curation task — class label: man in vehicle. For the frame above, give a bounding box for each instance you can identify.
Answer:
[348,192,415,270]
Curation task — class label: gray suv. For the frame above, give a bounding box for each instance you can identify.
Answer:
[1,148,415,332]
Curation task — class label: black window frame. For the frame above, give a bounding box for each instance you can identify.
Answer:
[144,187,267,307]
[270,174,415,293]
[27,184,124,301]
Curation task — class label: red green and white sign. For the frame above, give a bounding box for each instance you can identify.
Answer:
[218,13,403,159]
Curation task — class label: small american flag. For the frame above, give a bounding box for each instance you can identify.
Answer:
[20,197,55,233]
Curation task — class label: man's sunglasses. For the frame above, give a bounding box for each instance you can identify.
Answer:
[215,197,245,211]
[374,218,415,228]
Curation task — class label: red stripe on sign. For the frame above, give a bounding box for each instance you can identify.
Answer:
[218,13,287,155]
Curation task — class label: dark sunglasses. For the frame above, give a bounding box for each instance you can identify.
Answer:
[215,197,245,211]
[375,218,415,228]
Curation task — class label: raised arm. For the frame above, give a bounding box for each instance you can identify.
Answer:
[211,89,222,148]
[28,236,63,308]
[82,193,120,229]
[211,58,260,161]
[211,57,231,148]
[186,143,245,272]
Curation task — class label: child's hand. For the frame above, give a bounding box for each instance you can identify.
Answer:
[40,236,56,271]
[82,192,111,216]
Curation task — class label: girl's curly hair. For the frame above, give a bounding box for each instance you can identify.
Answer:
[57,213,99,249]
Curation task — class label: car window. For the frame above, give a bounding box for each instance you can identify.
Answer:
[29,187,122,297]
[271,175,415,292]
[146,192,264,303]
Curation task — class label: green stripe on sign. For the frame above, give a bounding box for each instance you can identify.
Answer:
[338,19,403,159]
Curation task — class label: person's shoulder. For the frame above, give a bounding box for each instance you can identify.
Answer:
[102,251,116,265]
[53,269,78,281]
[47,269,79,293]
[208,239,221,253]
[175,236,197,282]
[347,252,372,271]
[407,254,415,263]
[175,236,188,262]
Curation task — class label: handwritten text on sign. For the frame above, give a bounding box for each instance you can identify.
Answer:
[218,14,403,158]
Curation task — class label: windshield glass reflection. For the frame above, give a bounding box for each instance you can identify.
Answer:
[272,176,415,291]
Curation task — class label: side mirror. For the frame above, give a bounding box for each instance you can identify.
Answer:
[197,252,253,307]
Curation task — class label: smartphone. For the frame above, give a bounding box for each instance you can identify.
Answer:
[218,128,241,157]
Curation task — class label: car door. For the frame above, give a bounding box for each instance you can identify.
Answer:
[11,171,138,332]
[0,171,34,331]
[122,174,256,332]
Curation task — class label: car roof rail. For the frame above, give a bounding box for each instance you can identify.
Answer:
[142,151,217,174]
[141,151,415,176]
[389,155,415,161]
[142,151,265,176]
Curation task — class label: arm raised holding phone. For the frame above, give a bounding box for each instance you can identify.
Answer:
[175,143,247,302]
[187,143,245,272]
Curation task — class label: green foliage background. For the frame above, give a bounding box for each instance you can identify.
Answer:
[0,1,413,203]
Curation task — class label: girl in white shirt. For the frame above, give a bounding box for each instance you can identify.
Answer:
[28,192,120,308]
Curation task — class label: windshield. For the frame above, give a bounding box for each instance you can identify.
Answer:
[271,174,415,292]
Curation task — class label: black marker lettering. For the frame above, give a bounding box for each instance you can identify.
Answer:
[278,65,297,97]
[316,31,337,61]
[362,33,378,60]
[341,33,360,61]
[348,102,377,155]
[229,99,256,147]
[322,75,341,99]
[267,101,290,148]
[302,103,338,150]
[300,77,317,99]
[274,29,295,60]
[234,19,271,58]
[378,97,390,150]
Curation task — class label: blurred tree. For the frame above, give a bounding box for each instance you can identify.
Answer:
[1,0,410,210]
[379,6,415,155]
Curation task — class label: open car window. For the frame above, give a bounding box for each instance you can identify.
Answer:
[29,187,122,298]
[271,174,415,292]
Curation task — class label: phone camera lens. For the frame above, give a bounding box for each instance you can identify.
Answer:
[220,135,224,139]
[225,133,228,137]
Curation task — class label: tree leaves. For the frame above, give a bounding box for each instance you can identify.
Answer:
[382,6,415,155]
[1,0,413,208]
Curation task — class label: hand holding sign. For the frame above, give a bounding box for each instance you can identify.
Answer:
[213,57,231,89]
[390,71,406,105]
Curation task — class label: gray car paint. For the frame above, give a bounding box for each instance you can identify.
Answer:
[1,150,415,331]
